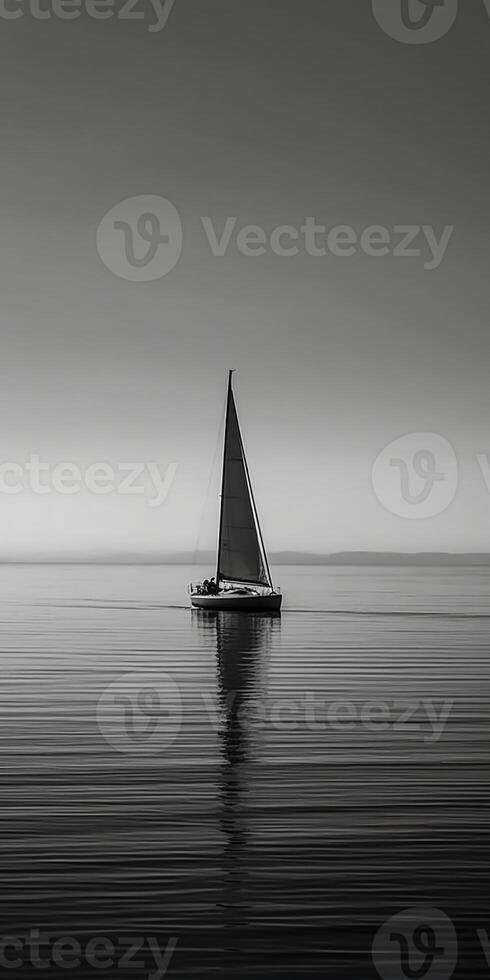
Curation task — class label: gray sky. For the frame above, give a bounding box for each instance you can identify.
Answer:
[0,0,489,557]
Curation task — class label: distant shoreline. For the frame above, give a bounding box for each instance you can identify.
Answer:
[2,553,490,567]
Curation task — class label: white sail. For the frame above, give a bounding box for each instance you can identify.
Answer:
[217,375,272,588]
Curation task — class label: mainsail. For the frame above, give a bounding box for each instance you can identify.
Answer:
[217,374,272,588]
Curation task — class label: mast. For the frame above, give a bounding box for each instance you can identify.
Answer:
[216,370,234,584]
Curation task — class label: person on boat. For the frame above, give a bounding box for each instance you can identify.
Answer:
[208,577,219,595]
[202,580,209,595]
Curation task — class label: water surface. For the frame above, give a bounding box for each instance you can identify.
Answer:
[0,564,488,978]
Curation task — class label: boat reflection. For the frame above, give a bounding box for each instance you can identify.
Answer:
[192,610,281,967]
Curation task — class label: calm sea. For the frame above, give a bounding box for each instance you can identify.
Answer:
[0,564,489,979]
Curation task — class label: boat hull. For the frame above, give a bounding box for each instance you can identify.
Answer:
[191,592,282,612]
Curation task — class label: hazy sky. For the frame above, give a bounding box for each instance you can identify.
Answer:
[0,0,489,558]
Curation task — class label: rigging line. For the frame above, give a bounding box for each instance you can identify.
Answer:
[193,381,229,569]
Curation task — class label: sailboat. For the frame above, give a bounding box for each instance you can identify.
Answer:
[190,372,282,612]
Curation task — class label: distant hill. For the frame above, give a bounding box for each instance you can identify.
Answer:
[3,551,490,567]
[269,552,490,567]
